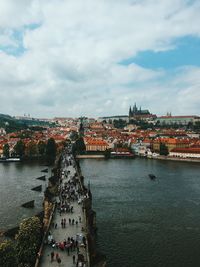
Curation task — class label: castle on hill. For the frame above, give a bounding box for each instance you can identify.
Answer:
[129,103,156,121]
[129,103,150,117]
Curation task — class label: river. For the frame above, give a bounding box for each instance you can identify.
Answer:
[0,162,50,231]
[80,158,200,267]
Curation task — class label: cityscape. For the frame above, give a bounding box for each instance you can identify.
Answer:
[1,104,200,162]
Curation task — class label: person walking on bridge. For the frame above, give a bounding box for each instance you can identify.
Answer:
[50,251,54,262]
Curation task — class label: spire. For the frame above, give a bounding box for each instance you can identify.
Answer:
[133,103,137,114]
[129,106,132,117]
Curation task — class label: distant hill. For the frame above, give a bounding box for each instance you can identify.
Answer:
[0,113,56,133]
[0,113,13,120]
[0,113,27,133]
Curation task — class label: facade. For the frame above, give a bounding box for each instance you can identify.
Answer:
[84,138,109,152]
[169,147,200,159]
[152,138,190,152]
[0,144,3,157]
[0,128,6,136]
[156,115,200,125]
[98,115,129,123]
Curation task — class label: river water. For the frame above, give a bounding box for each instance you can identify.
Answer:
[80,158,200,267]
[0,162,50,231]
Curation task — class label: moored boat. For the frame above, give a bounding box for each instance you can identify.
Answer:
[0,157,21,163]
[149,174,156,180]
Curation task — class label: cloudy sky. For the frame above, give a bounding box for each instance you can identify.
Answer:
[0,0,200,118]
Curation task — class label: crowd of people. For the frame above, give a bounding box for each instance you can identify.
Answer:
[47,147,88,267]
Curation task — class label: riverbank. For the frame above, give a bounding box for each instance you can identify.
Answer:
[147,155,200,163]
[77,155,105,159]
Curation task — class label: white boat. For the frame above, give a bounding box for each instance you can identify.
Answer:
[0,157,21,162]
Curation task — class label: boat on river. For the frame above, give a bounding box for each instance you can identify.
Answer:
[0,157,21,163]
[149,174,156,180]
[110,148,135,159]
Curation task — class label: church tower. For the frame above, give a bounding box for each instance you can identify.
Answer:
[129,106,132,117]
[79,117,84,137]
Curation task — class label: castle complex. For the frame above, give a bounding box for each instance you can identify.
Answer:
[129,103,156,121]
[129,103,150,117]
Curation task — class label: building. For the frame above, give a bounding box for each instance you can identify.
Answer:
[98,115,129,123]
[0,128,6,136]
[152,138,190,152]
[129,103,156,121]
[156,115,200,126]
[169,147,200,159]
[84,138,109,152]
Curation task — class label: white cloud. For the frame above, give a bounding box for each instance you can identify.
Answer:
[0,0,200,117]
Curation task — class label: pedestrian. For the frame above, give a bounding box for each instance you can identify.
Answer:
[69,218,71,225]
[55,253,59,261]
[75,220,78,226]
[64,218,66,228]
[61,218,63,228]
[55,223,57,229]
[72,218,75,225]
[67,246,70,256]
[57,256,61,265]
[50,251,54,262]
[73,255,76,264]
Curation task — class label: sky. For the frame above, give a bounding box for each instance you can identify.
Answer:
[0,0,200,118]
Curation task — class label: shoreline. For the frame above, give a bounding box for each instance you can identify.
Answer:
[146,155,200,163]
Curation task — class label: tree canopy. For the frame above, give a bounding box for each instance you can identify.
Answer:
[0,240,17,267]
[14,140,25,158]
[46,138,57,164]
[3,143,9,158]
[72,137,86,155]
[160,143,169,156]
[15,216,42,267]
[38,140,46,156]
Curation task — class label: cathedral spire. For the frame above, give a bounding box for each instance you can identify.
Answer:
[129,106,132,117]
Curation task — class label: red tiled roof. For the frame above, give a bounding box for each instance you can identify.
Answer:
[171,147,200,154]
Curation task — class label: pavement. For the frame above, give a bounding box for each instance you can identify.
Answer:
[39,154,88,267]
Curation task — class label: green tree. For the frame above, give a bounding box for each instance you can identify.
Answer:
[160,143,169,156]
[14,140,25,158]
[113,119,127,129]
[73,137,86,155]
[104,148,111,159]
[38,141,46,156]
[26,141,38,158]
[0,240,17,267]
[46,138,57,164]
[15,216,42,267]
[3,143,10,158]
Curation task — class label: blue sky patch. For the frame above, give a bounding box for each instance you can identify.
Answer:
[0,23,41,56]
[121,36,200,69]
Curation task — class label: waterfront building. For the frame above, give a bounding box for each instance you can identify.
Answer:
[169,147,200,159]
[84,138,109,152]
[0,144,3,157]
[152,137,190,152]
